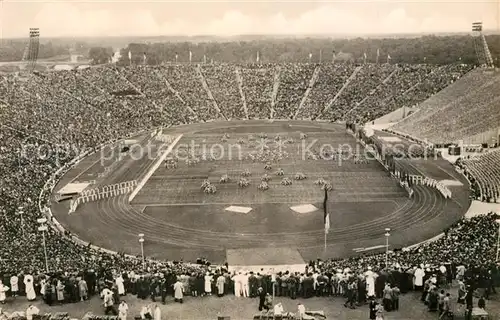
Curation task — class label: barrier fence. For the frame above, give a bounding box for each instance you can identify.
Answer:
[68,180,138,214]
[400,174,452,199]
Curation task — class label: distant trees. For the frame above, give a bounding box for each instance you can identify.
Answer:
[0,40,68,62]
[88,47,114,65]
[117,35,500,66]
[1,34,498,66]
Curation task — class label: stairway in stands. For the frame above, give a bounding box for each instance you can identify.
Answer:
[318,66,362,119]
[270,67,282,119]
[293,66,321,119]
[234,67,249,119]
[196,66,226,120]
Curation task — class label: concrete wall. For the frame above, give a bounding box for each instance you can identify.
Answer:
[372,106,415,125]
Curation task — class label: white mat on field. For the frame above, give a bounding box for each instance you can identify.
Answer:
[225,206,252,214]
[290,204,318,214]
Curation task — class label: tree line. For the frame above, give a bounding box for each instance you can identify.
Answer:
[0,40,69,62]
[111,35,500,66]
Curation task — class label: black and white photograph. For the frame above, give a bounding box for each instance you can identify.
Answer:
[0,1,499,319]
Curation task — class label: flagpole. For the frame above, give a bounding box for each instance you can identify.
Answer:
[324,228,327,253]
[323,188,328,254]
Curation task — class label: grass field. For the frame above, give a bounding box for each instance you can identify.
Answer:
[133,129,406,206]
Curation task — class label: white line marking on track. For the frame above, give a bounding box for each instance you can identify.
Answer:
[137,198,403,207]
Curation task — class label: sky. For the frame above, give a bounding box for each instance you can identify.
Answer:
[0,0,499,38]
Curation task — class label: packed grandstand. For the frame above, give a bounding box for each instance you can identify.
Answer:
[0,52,499,320]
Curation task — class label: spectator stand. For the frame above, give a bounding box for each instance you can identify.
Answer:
[459,149,500,203]
[341,64,399,122]
[196,65,227,120]
[292,65,320,119]
[317,66,362,121]
[148,67,199,123]
[240,64,275,119]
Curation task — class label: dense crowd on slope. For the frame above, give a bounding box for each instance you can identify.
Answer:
[457,149,500,203]
[0,62,496,317]
[390,67,499,144]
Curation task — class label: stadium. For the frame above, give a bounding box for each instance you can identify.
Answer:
[1,15,500,320]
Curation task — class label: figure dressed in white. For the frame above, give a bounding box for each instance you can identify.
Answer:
[10,275,18,297]
[116,275,125,296]
[173,278,184,303]
[242,273,250,297]
[204,273,213,296]
[25,305,39,320]
[153,304,161,320]
[232,273,242,297]
[23,275,36,301]
[118,301,128,320]
[365,267,376,298]
[101,287,113,299]
[0,281,9,304]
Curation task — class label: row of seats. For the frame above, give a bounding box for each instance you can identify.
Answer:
[459,149,500,202]
[391,67,498,144]
[2,63,473,128]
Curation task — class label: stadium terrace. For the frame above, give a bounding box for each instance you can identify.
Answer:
[0,48,499,320]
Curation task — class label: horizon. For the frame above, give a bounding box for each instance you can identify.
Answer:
[2,30,499,41]
[0,1,498,39]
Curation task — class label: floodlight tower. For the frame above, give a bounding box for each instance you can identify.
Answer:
[472,22,494,68]
[22,28,40,72]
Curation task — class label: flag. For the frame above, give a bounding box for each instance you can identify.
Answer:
[324,189,330,234]
[363,52,367,64]
[377,48,380,58]
[175,53,178,62]
[128,51,132,60]
[143,52,147,64]
[256,51,260,63]
[189,51,192,63]
[203,54,207,64]
[387,54,392,60]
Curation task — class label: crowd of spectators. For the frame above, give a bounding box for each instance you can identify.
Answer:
[457,149,500,203]
[2,62,475,127]
[297,64,355,120]
[391,65,499,144]
[240,64,274,119]
[0,62,497,318]
[273,63,316,119]
[201,65,245,120]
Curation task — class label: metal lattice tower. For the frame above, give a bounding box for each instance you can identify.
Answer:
[21,28,40,72]
[472,22,494,68]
